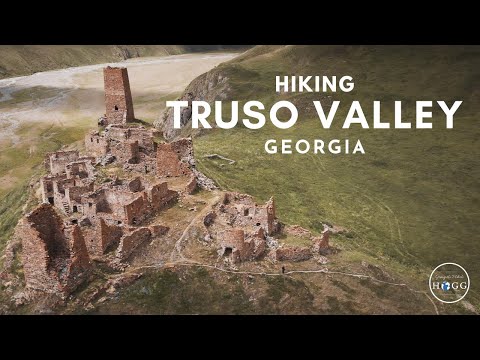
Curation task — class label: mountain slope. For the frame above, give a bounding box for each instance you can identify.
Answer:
[0,45,184,79]
[156,45,480,311]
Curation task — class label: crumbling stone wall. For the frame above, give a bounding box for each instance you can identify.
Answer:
[79,217,124,257]
[273,247,312,262]
[86,218,123,256]
[80,182,178,228]
[149,224,169,237]
[105,125,158,153]
[111,140,139,164]
[45,150,79,176]
[66,159,95,179]
[218,227,266,263]
[85,131,109,158]
[65,182,94,214]
[312,227,330,253]
[124,157,157,175]
[18,204,91,296]
[249,227,266,258]
[148,182,178,212]
[185,175,197,194]
[128,177,144,192]
[156,138,195,177]
[104,67,135,125]
[156,142,192,177]
[41,174,66,205]
[126,127,159,154]
[220,229,247,263]
[62,225,92,293]
[170,138,195,165]
[124,194,149,225]
[219,192,279,236]
[53,178,76,214]
[116,227,151,261]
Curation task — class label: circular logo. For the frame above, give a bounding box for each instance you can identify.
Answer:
[429,263,470,303]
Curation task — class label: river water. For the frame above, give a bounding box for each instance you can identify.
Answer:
[0,53,236,144]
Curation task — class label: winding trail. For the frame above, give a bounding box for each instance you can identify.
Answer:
[169,192,222,262]
[132,259,440,315]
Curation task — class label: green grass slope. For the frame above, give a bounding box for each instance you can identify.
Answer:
[0,45,186,79]
[191,45,480,309]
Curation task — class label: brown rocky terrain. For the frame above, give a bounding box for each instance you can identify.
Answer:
[0,66,341,314]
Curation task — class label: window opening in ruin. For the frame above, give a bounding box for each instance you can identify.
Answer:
[244,209,249,216]
[132,217,137,225]
[114,105,118,111]
[88,202,92,207]
[48,197,54,205]
[256,223,261,226]
[73,206,78,213]
[97,139,99,144]
[144,165,148,174]
[117,221,122,225]
[224,247,233,257]
[91,138,93,142]
[71,219,78,225]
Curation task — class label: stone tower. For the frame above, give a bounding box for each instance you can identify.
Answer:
[103,66,135,125]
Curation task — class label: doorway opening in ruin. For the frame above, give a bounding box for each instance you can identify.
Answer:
[117,221,122,225]
[144,165,149,174]
[256,223,261,226]
[244,209,249,216]
[72,206,78,213]
[71,219,78,225]
[223,247,233,257]
[114,105,118,111]
[48,197,54,205]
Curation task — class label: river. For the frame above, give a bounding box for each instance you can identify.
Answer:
[0,53,237,144]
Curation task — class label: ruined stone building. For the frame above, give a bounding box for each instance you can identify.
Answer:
[102,66,135,125]
[202,192,279,264]
[18,66,193,296]
[15,65,331,298]
[17,204,91,296]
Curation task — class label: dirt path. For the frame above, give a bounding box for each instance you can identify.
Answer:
[169,192,222,261]
[130,259,440,315]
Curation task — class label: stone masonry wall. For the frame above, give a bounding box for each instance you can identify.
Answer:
[62,225,92,294]
[18,204,91,295]
[45,150,79,176]
[111,141,139,164]
[104,67,135,125]
[157,143,192,177]
[274,247,313,262]
[85,131,109,158]
[98,218,123,255]
[19,204,66,293]
[124,194,149,225]
[116,227,151,261]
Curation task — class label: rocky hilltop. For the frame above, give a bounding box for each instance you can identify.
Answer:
[0,66,334,313]
[154,67,233,140]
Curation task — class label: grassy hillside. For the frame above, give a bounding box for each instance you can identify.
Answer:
[187,45,480,309]
[0,45,186,79]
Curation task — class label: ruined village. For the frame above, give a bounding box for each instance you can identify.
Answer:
[1,67,333,304]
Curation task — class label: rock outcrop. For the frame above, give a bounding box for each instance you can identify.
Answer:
[154,69,231,140]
